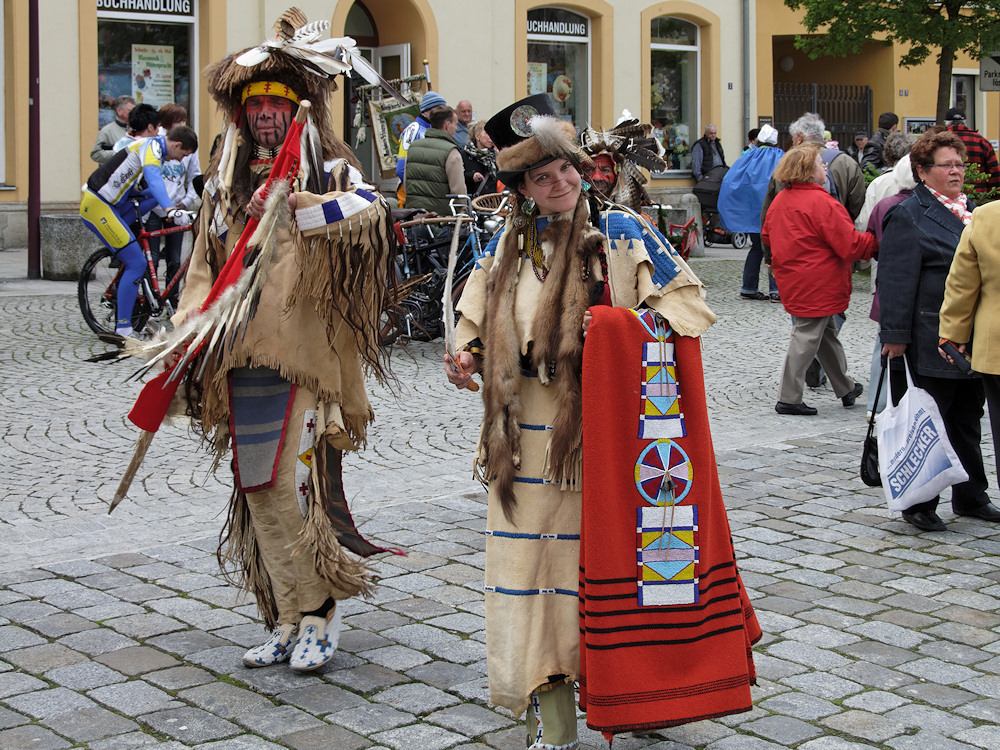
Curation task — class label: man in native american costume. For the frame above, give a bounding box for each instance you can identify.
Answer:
[164,9,396,672]
[580,116,667,212]
[445,95,760,747]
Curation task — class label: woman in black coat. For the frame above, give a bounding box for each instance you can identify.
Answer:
[461,121,499,196]
[879,130,999,532]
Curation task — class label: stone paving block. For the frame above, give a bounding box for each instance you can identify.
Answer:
[139,706,242,743]
[39,705,138,742]
[797,737,893,750]
[4,686,99,717]
[933,603,1000,628]
[148,629,230,656]
[88,680,182,715]
[894,680,976,708]
[4,642,88,673]
[847,620,929,649]
[765,641,851,670]
[371,721,469,750]
[326,663,409,694]
[425,612,486,634]
[832,661,916,690]
[59,627,138,655]
[76,571,142,590]
[884,702,973,736]
[883,730,977,750]
[337,629,394,654]
[782,623,860,648]
[697,734,786,749]
[95,644,182,675]
[233,704,326,739]
[281,722,369,750]
[924,621,998,647]
[429,637,486,665]
[328,703,416,734]
[955,724,1000,749]
[29,612,97,637]
[209,623,272,648]
[745,714,823,745]
[44,660,127,690]
[872,608,939,630]
[187,585,251,608]
[0,705,28,729]
[958,675,1000,700]
[405,660,482,691]
[836,640,919,668]
[896,656,979,684]
[758,690,839,720]
[343,610,412,632]
[0,724,71,749]
[278,682,368,715]
[362,644,432,671]
[179,681,275,718]
[752,595,814,616]
[237,664,327,694]
[146,665,217,690]
[373,682,460,714]
[108,583,177,603]
[73,600,147,621]
[86,730,167,749]
[381,596,457,621]
[105,612,187,638]
[842,689,910,713]
[184,645,247,674]
[0,624,46,651]
[9,578,84,599]
[193,734,287,749]
[780,672,865,700]
[93,552,159,569]
[820,709,909,743]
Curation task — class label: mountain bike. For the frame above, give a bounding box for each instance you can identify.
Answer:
[78,200,195,336]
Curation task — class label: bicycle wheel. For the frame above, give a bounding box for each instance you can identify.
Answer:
[78,248,153,335]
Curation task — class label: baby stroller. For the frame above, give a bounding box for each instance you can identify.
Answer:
[693,166,750,249]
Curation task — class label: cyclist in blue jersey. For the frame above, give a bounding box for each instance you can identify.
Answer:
[80,125,198,337]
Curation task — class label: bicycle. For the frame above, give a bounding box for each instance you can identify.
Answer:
[379,193,505,345]
[78,199,195,336]
[662,215,700,261]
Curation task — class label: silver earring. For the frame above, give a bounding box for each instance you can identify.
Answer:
[521,197,536,215]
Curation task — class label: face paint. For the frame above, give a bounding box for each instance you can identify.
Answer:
[245,95,295,148]
[587,154,617,196]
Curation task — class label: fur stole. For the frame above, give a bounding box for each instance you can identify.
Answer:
[481,196,604,523]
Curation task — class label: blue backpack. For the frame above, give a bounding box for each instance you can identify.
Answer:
[821,148,843,202]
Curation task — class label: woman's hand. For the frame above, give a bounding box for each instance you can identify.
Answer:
[246,186,297,219]
[582,309,593,338]
[473,172,484,183]
[444,350,480,389]
[882,342,907,359]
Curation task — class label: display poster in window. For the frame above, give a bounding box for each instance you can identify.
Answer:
[132,45,174,107]
[367,96,420,178]
[527,62,547,96]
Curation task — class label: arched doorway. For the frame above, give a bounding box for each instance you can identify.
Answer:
[334,0,436,187]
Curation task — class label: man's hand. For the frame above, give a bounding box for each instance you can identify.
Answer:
[247,186,297,219]
[443,351,479,389]
[165,208,194,226]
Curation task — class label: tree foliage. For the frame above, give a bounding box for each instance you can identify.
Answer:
[783,1,1000,122]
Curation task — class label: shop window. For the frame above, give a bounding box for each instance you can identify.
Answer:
[527,7,590,128]
[96,3,195,128]
[649,16,699,173]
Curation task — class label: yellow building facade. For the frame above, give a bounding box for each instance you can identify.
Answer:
[2,0,997,249]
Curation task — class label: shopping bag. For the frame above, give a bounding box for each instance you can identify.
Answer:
[860,356,886,487]
[876,358,968,511]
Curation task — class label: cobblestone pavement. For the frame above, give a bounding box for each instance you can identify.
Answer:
[2,246,1000,749]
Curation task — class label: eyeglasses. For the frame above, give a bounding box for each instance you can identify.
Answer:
[930,163,966,171]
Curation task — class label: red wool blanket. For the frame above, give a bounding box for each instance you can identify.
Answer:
[579,306,761,739]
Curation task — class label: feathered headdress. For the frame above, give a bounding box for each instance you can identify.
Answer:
[580,113,667,209]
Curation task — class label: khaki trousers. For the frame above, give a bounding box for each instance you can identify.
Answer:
[240,382,349,624]
[778,315,854,404]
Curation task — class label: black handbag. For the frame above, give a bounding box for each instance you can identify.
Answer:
[860,355,886,487]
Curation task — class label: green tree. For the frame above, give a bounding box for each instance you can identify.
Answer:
[783,0,1000,123]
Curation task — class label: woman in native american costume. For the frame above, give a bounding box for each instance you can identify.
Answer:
[445,95,760,747]
[164,10,396,672]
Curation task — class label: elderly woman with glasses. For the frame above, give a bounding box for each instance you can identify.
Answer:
[879,129,1000,532]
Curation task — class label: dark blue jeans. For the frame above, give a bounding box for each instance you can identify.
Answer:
[741,233,778,295]
[145,212,183,305]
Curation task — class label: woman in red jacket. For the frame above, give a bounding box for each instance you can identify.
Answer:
[762,143,878,415]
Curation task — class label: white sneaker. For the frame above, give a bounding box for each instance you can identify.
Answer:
[242,623,296,668]
[289,606,342,672]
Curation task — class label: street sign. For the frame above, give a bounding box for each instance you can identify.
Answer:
[981,52,1000,91]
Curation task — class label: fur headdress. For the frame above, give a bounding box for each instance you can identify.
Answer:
[486,94,591,186]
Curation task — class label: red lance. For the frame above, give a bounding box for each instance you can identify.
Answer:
[111,101,311,512]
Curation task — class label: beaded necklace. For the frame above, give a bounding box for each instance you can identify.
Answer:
[525,217,547,281]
